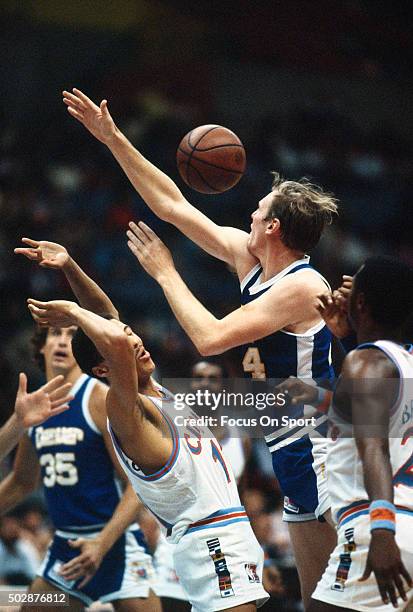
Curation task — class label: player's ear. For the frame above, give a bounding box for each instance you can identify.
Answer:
[265,218,280,236]
[92,362,109,378]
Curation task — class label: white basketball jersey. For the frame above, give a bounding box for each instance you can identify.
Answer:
[108,386,244,543]
[327,341,413,527]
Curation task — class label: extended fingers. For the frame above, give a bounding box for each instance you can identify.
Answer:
[138,221,157,240]
[126,228,144,247]
[27,298,50,309]
[14,247,38,260]
[41,375,65,394]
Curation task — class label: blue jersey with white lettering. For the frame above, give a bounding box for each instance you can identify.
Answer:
[29,374,121,531]
[241,257,335,516]
[241,256,334,382]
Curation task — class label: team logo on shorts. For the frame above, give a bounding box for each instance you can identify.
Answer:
[283,496,300,513]
[331,528,356,592]
[245,563,260,583]
[207,537,234,598]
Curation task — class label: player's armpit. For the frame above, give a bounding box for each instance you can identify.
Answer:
[106,388,173,475]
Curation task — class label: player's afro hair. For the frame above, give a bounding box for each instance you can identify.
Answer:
[354,256,413,329]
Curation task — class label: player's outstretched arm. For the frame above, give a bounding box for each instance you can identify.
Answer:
[343,350,413,607]
[0,434,41,514]
[27,298,172,471]
[62,89,253,272]
[128,222,318,355]
[15,238,119,319]
[0,373,73,462]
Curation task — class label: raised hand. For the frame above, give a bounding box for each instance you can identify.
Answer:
[62,88,117,144]
[14,238,69,269]
[27,299,78,328]
[316,277,353,339]
[127,221,176,282]
[14,373,73,428]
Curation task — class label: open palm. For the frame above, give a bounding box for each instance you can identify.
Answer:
[14,373,73,428]
[15,238,69,269]
[62,88,117,144]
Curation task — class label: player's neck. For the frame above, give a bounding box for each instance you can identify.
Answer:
[259,243,305,282]
[138,377,162,397]
[46,364,83,385]
[357,325,402,346]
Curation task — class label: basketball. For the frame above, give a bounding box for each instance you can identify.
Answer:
[176,125,246,194]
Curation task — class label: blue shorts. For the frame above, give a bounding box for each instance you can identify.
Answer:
[38,528,155,605]
[268,437,330,522]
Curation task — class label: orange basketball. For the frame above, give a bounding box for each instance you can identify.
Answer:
[176,125,246,194]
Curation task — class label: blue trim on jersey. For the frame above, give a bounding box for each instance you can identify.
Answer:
[185,517,250,534]
[31,376,122,530]
[203,506,245,519]
[108,404,180,482]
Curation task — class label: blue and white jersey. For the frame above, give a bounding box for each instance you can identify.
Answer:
[30,374,122,532]
[240,256,334,450]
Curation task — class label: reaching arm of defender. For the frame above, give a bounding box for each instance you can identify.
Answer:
[62,89,253,271]
[342,350,412,607]
[127,223,318,355]
[0,435,41,514]
[27,299,172,471]
[0,374,73,462]
[15,239,119,318]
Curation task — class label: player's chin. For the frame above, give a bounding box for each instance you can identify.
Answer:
[137,359,156,377]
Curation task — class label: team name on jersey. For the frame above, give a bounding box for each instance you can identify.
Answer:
[35,426,84,449]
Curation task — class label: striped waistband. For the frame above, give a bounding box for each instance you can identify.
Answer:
[185,506,249,535]
[337,500,413,528]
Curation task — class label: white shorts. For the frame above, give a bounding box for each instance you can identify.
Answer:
[38,528,155,606]
[313,514,413,611]
[173,520,269,612]
[153,534,189,602]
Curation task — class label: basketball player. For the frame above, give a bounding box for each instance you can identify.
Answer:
[62,87,338,607]
[305,257,413,611]
[27,296,269,612]
[151,360,251,611]
[6,251,160,611]
[0,374,72,462]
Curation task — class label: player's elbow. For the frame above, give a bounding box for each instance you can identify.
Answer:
[197,335,225,357]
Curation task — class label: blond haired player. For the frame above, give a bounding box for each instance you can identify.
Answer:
[62,88,339,607]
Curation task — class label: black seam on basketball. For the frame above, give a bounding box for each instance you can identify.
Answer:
[194,143,244,152]
[177,148,244,174]
[186,126,220,185]
[187,163,221,193]
[188,126,220,149]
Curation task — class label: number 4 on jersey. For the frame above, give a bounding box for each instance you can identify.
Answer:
[243,347,266,379]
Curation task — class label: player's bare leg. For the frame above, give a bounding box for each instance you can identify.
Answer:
[160,598,191,612]
[21,576,85,611]
[307,600,349,611]
[113,590,162,612]
[288,520,337,610]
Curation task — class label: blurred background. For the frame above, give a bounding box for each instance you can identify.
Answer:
[0,1,412,608]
